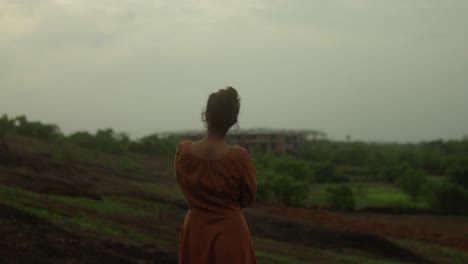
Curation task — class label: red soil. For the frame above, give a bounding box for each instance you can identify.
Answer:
[253,204,468,251]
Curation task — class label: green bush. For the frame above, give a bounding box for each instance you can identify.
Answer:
[448,164,468,189]
[383,163,411,183]
[117,158,142,172]
[272,175,309,206]
[128,134,179,156]
[428,182,468,215]
[255,170,277,203]
[270,155,313,182]
[325,185,355,211]
[312,161,348,182]
[256,169,309,206]
[396,167,427,200]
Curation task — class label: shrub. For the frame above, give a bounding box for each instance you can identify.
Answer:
[259,155,313,182]
[255,170,277,203]
[256,169,309,206]
[118,158,142,173]
[383,162,411,183]
[428,182,468,215]
[448,164,468,189]
[325,185,355,211]
[396,167,427,200]
[271,174,309,206]
[312,161,348,182]
[313,161,336,182]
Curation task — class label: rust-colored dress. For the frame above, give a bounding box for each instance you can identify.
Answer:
[175,141,257,264]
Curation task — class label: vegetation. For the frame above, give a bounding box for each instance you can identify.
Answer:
[2,114,468,263]
[0,114,178,156]
[1,113,467,214]
[396,167,427,200]
[324,185,355,211]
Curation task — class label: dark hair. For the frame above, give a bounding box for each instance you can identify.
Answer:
[203,86,240,135]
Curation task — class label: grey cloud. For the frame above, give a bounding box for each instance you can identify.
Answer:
[1,0,467,142]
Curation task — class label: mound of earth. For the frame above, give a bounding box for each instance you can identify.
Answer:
[245,210,430,263]
[0,204,177,264]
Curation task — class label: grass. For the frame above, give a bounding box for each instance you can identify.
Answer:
[308,182,429,210]
[71,216,123,236]
[393,239,468,264]
[130,180,183,201]
[256,250,308,264]
[323,253,405,264]
[0,185,174,245]
[253,236,404,264]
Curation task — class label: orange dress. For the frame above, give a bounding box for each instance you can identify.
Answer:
[175,141,257,264]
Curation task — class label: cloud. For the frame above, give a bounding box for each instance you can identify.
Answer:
[1,0,467,141]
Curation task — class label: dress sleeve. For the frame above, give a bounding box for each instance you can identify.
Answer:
[239,149,257,208]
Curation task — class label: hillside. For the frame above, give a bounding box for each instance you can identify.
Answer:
[1,134,468,263]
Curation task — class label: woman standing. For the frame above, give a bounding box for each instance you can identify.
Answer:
[175,87,257,264]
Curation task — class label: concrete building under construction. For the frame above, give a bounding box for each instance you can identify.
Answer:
[162,129,327,154]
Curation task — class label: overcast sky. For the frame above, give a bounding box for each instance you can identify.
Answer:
[1,0,467,142]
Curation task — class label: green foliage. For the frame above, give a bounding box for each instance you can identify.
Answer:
[255,170,277,203]
[427,182,468,215]
[448,163,468,189]
[298,140,468,182]
[256,250,307,264]
[117,158,142,172]
[0,114,180,156]
[272,175,309,207]
[383,163,411,183]
[312,161,348,182]
[128,134,179,156]
[313,161,335,180]
[0,114,63,143]
[253,154,312,206]
[256,169,309,206]
[324,185,355,211]
[270,155,313,182]
[68,129,130,155]
[396,167,427,200]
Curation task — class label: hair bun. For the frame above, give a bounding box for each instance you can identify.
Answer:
[203,86,241,135]
[223,86,239,102]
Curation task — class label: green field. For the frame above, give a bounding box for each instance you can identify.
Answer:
[308,182,429,210]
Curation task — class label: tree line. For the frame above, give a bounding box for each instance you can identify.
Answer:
[0,114,179,156]
[1,114,467,214]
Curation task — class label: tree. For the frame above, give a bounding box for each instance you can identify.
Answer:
[271,174,309,206]
[312,161,345,182]
[128,134,178,156]
[0,114,12,143]
[448,164,468,189]
[270,155,313,182]
[396,167,427,200]
[256,169,309,206]
[255,170,276,203]
[325,185,355,211]
[428,182,468,215]
[383,163,411,183]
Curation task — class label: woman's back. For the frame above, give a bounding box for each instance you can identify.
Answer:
[175,140,257,263]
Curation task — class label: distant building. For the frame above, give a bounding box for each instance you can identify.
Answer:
[162,129,327,154]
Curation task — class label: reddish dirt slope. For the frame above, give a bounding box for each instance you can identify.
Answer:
[254,204,468,251]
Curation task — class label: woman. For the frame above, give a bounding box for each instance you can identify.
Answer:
[175,87,257,264]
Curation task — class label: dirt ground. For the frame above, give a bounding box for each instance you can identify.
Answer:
[253,204,468,251]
